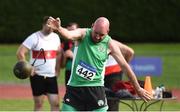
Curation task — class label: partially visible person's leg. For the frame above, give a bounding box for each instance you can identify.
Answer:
[106,98,119,111]
[47,94,59,111]
[33,95,45,111]
[30,75,46,111]
[104,72,123,111]
[46,77,59,111]
[104,72,123,88]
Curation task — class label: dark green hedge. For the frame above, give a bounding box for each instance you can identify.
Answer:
[0,0,180,43]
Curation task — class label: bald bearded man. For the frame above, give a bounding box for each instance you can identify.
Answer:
[48,17,152,111]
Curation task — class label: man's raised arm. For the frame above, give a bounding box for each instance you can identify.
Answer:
[47,17,86,41]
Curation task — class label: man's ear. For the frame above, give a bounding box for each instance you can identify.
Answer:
[107,29,110,34]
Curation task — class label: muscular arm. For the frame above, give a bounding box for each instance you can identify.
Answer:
[16,44,29,61]
[47,17,86,41]
[61,49,74,68]
[108,39,152,101]
[113,39,134,62]
[16,44,36,76]
[55,47,63,77]
[109,39,140,91]
[56,27,86,41]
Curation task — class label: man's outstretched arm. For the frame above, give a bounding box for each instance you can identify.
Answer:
[108,39,152,102]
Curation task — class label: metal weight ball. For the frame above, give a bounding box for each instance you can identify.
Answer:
[13,60,32,79]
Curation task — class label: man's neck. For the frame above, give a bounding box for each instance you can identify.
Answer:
[41,30,51,36]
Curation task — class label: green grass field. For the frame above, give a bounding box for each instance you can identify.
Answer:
[129,43,180,89]
[0,44,65,84]
[0,99,180,111]
[0,43,180,111]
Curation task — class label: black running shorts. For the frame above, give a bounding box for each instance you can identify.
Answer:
[63,86,108,111]
[30,75,58,96]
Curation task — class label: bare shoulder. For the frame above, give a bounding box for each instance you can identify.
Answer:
[111,39,132,50]
[108,39,116,53]
[79,28,88,39]
[108,39,116,47]
[19,44,29,50]
[111,39,123,46]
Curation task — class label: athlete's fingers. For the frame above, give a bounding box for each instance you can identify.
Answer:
[56,17,60,22]
[30,67,36,76]
[47,17,55,25]
[56,17,61,27]
[49,16,56,21]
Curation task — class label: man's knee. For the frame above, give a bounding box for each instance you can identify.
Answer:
[50,99,59,108]
[34,102,43,110]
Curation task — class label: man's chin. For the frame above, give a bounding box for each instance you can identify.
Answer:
[92,40,99,43]
[91,37,101,43]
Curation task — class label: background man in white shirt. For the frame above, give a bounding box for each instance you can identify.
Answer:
[16,16,62,111]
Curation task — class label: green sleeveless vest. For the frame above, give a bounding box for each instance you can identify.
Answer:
[68,28,111,86]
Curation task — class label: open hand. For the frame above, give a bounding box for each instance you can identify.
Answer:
[136,87,153,102]
[30,66,36,76]
[47,16,61,30]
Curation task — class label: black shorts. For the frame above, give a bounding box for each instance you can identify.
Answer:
[30,75,58,96]
[63,86,108,111]
[104,71,123,89]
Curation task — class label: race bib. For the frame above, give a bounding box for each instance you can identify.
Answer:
[76,60,97,81]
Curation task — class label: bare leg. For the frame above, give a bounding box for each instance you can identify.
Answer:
[47,94,60,111]
[33,95,45,111]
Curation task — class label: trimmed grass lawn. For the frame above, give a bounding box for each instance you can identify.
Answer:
[0,99,179,111]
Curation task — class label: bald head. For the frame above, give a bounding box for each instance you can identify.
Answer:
[91,17,110,43]
[94,17,110,32]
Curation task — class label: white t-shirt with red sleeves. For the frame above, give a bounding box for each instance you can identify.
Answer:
[23,31,60,77]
